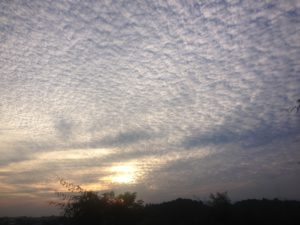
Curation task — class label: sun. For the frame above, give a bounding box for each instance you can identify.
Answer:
[109,165,137,184]
[111,174,134,184]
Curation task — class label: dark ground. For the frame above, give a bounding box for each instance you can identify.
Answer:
[1,198,300,225]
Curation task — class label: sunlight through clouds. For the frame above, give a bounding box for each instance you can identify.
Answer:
[109,164,137,184]
[36,148,112,160]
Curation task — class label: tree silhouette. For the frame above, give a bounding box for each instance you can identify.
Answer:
[289,99,300,112]
[208,192,232,225]
[208,192,231,207]
[48,180,300,225]
[50,178,143,225]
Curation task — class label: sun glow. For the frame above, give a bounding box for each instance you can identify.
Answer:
[112,174,134,184]
[108,164,137,184]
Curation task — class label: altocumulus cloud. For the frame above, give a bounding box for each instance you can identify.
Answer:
[0,0,300,215]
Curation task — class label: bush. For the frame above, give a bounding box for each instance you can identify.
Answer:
[50,178,143,225]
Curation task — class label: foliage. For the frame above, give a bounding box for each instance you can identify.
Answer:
[50,178,143,225]
[289,99,300,112]
[208,192,232,225]
[50,182,300,225]
[208,191,231,207]
[143,198,207,225]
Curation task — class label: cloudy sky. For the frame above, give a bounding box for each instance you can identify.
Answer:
[1,0,300,216]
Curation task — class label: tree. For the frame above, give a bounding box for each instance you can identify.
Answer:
[50,178,143,225]
[208,192,232,225]
[289,99,300,112]
[208,191,231,207]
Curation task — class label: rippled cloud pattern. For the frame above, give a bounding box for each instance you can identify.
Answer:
[0,0,300,216]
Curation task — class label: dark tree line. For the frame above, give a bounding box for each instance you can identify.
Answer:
[48,180,300,225]
[143,198,300,225]
[50,179,143,225]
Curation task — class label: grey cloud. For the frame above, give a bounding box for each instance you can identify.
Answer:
[0,140,49,167]
[150,140,300,196]
[182,121,300,149]
[182,130,237,148]
[54,117,74,140]
[91,130,156,148]
[2,171,52,186]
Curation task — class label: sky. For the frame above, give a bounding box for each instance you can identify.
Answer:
[0,0,300,217]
